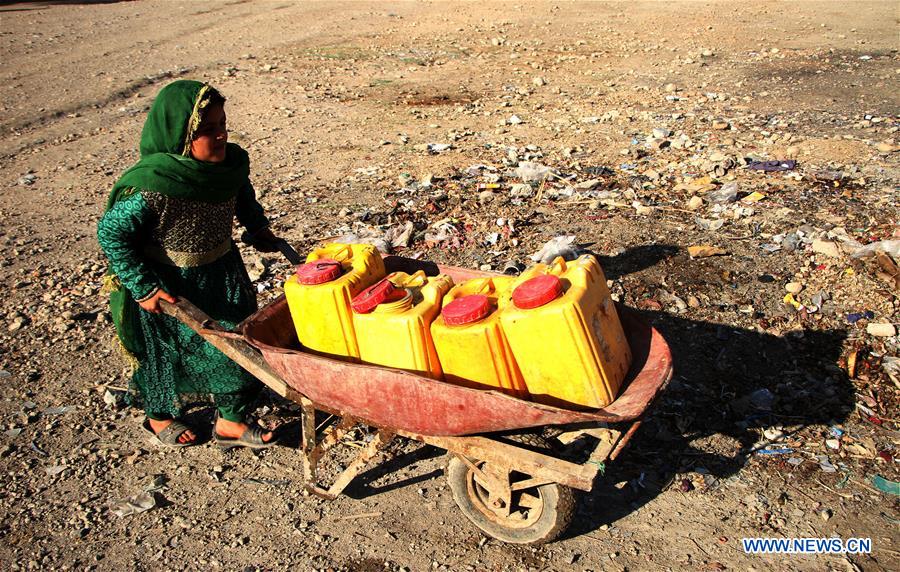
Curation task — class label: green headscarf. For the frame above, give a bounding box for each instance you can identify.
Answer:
[105,79,250,210]
[103,79,251,363]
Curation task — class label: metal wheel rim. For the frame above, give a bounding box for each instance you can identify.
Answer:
[465,462,545,528]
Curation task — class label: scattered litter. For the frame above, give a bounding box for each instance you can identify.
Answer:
[763,428,785,440]
[632,472,647,490]
[679,478,695,492]
[515,161,555,183]
[748,388,775,411]
[426,143,452,154]
[676,176,717,194]
[783,293,803,310]
[383,221,415,250]
[695,217,725,231]
[706,181,738,205]
[747,160,796,172]
[44,465,66,476]
[424,220,462,249]
[243,477,291,488]
[464,164,494,177]
[757,447,794,455]
[584,166,614,176]
[17,174,37,186]
[851,239,900,260]
[30,442,48,456]
[741,191,766,204]
[502,260,524,275]
[334,222,419,254]
[835,473,851,489]
[110,491,157,518]
[0,370,10,379]
[883,357,900,386]
[4,428,22,439]
[871,475,900,496]
[509,183,534,198]
[144,474,168,492]
[816,455,837,473]
[530,235,578,264]
[103,389,125,407]
[43,406,75,415]
[687,245,727,258]
[847,311,875,324]
[705,153,736,177]
[353,166,379,177]
[787,457,804,466]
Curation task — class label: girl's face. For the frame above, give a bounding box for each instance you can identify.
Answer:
[190,103,227,163]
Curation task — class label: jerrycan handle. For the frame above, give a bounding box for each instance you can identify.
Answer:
[548,256,569,275]
[468,278,496,295]
[405,270,427,287]
[326,243,353,262]
[388,270,427,288]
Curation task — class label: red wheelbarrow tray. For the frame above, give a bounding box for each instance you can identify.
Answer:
[242,256,673,437]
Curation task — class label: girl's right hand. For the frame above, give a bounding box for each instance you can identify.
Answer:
[138,289,177,314]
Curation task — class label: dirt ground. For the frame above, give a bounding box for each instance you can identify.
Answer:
[0,1,898,570]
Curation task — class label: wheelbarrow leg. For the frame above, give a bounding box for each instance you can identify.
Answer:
[300,396,318,489]
[299,396,396,500]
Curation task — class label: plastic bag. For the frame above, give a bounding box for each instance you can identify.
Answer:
[530,235,579,264]
[851,239,900,260]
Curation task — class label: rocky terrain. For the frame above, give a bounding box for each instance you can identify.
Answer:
[0,1,897,570]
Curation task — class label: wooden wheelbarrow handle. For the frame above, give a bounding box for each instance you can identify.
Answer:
[159,298,293,399]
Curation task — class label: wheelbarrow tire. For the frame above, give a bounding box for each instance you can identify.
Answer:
[446,434,575,545]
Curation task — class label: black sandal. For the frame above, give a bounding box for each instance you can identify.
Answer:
[214,423,278,450]
[142,418,197,448]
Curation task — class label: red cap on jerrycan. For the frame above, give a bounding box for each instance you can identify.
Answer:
[442,294,491,326]
[512,274,563,309]
[351,278,396,314]
[295,259,343,285]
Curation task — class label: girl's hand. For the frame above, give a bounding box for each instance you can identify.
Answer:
[248,227,279,253]
[138,289,177,314]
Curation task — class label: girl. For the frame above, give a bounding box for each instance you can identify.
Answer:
[98,79,279,448]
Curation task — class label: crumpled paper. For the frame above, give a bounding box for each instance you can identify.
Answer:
[110,491,156,518]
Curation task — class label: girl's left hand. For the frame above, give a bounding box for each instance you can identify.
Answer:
[248,227,279,252]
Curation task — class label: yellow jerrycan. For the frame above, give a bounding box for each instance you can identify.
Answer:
[499,255,632,409]
[284,243,385,360]
[430,276,528,397]
[351,271,453,379]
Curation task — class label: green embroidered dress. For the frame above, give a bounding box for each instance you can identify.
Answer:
[97,80,267,422]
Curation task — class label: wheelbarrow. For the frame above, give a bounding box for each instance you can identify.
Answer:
[161,255,673,544]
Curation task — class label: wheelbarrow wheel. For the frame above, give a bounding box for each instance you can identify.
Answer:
[446,434,575,545]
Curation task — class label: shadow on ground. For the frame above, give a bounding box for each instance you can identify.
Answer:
[562,244,853,540]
